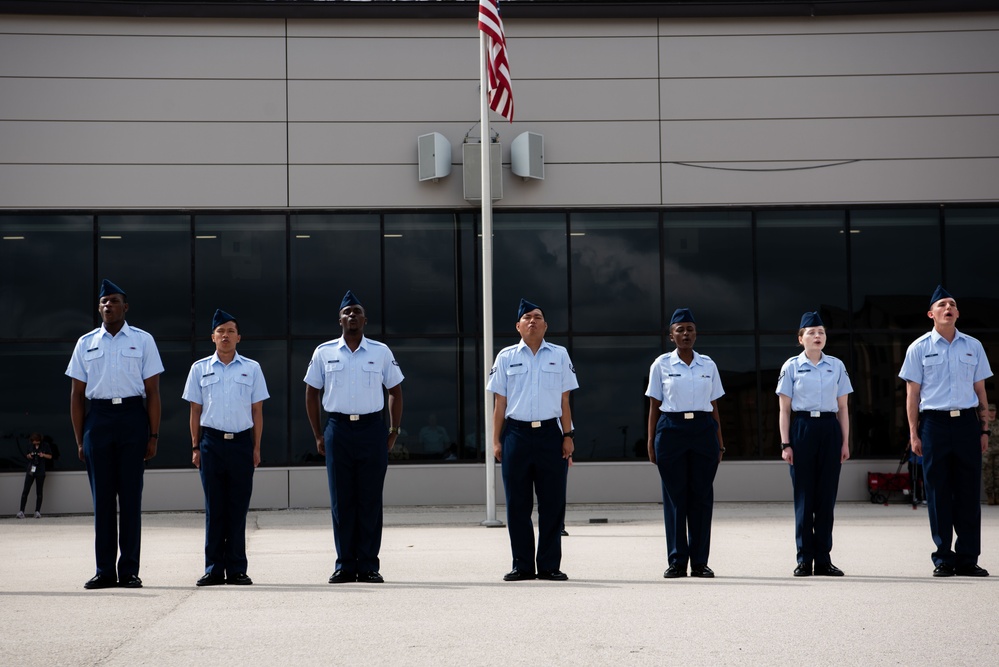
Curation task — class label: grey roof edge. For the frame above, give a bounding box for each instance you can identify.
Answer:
[0,1,997,21]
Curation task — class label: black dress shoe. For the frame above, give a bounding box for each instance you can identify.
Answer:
[663,564,687,579]
[560,529,569,537]
[119,575,143,588]
[83,575,118,590]
[537,570,569,581]
[955,563,989,577]
[359,571,384,583]
[196,572,226,587]
[690,564,715,578]
[328,570,356,584]
[932,563,955,577]
[503,569,536,581]
[793,563,812,577]
[814,563,844,577]
[227,573,253,585]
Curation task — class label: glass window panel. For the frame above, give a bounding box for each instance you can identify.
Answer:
[849,333,917,459]
[389,338,459,462]
[290,214,382,337]
[571,335,659,461]
[98,215,191,338]
[944,208,999,329]
[662,212,753,332]
[457,215,480,336]
[757,211,848,331]
[570,212,660,333]
[384,214,456,335]
[195,215,287,337]
[460,339,485,461]
[144,342,194,469]
[0,215,93,339]
[695,334,759,458]
[0,343,80,472]
[850,210,940,330]
[492,213,569,332]
[291,339,327,467]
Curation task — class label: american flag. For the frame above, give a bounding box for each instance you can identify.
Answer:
[478,0,514,122]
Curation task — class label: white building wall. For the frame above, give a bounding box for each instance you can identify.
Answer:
[1,12,997,209]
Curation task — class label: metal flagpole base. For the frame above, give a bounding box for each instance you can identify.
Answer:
[480,519,504,527]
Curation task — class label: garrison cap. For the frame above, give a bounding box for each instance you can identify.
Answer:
[98,279,126,299]
[929,285,954,307]
[339,290,362,311]
[211,309,238,331]
[669,308,695,326]
[517,298,543,319]
[799,311,824,329]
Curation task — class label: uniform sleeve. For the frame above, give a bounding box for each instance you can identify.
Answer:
[561,350,579,392]
[382,348,405,389]
[898,341,923,384]
[303,347,325,389]
[645,358,663,401]
[836,359,854,397]
[181,362,202,404]
[141,337,165,380]
[251,364,270,403]
[973,340,994,383]
[486,352,506,396]
[775,358,794,397]
[65,337,88,383]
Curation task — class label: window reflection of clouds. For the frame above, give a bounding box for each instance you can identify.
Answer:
[384,214,455,335]
[493,213,568,330]
[663,213,753,331]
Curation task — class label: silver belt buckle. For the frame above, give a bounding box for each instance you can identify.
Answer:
[949,410,961,417]
[111,397,122,405]
[810,411,821,418]
[683,412,694,420]
[531,421,542,428]
[224,433,235,440]
[350,414,360,421]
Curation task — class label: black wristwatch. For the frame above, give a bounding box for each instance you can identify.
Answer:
[983,431,991,436]
[780,442,791,450]
[563,430,575,439]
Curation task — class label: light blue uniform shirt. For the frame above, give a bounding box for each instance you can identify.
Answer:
[487,339,578,422]
[899,328,992,411]
[775,352,853,412]
[182,351,269,433]
[646,350,724,413]
[65,322,164,399]
[303,336,404,415]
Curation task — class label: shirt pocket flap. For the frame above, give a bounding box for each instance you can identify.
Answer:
[325,360,344,372]
[234,373,254,387]
[506,364,528,376]
[83,348,104,362]
[121,346,143,359]
[362,361,383,375]
[921,354,945,368]
[200,374,221,387]
[541,361,562,375]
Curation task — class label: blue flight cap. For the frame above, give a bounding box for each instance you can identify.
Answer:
[669,308,695,325]
[211,309,237,331]
[98,279,126,298]
[929,285,953,307]
[517,298,543,319]
[799,311,824,329]
[340,290,362,311]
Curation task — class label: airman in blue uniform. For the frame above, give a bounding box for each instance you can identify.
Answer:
[900,285,992,577]
[776,311,853,577]
[183,309,269,587]
[488,299,578,582]
[646,308,725,579]
[305,291,404,584]
[67,279,163,590]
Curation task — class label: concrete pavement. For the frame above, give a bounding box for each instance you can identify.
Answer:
[2,502,998,666]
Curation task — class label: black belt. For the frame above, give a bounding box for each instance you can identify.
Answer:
[91,396,144,407]
[506,418,558,429]
[203,426,251,441]
[663,411,712,420]
[921,408,977,418]
[329,412,381,424]
[794,411,836,419]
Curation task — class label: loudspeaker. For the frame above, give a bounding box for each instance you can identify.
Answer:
[511,132,544,180]
[462,142,503,201]
[418,132,451,181]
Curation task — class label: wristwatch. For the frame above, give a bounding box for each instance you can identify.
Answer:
[388,426,400,435]
[563,430,575,439]
[780,442,791,450]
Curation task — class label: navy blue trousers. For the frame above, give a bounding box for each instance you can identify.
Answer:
[789,415,842,566]
[83,400,148,579]
[920,410,982,567]
[199,429,255,577]
[501,420,567,574]
[325,416,388,575]
[654,413,720,568]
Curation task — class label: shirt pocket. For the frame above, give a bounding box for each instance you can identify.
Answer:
[362,361,383,388]
[120,345,143,374]
[921,354,945,384]
[958,354,978,383]
[541,361,562,390]
[234,373,254,399]
[325,360,345,387]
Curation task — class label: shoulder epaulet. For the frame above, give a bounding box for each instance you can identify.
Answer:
[195,355,214,364]
[365,338,388,349]
[317,338,341,349]
[499,344,519,353]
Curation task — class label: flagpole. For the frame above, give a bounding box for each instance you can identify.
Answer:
[480,29,502,528]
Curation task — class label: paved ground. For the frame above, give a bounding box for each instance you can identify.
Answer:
[2,502,998,666]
